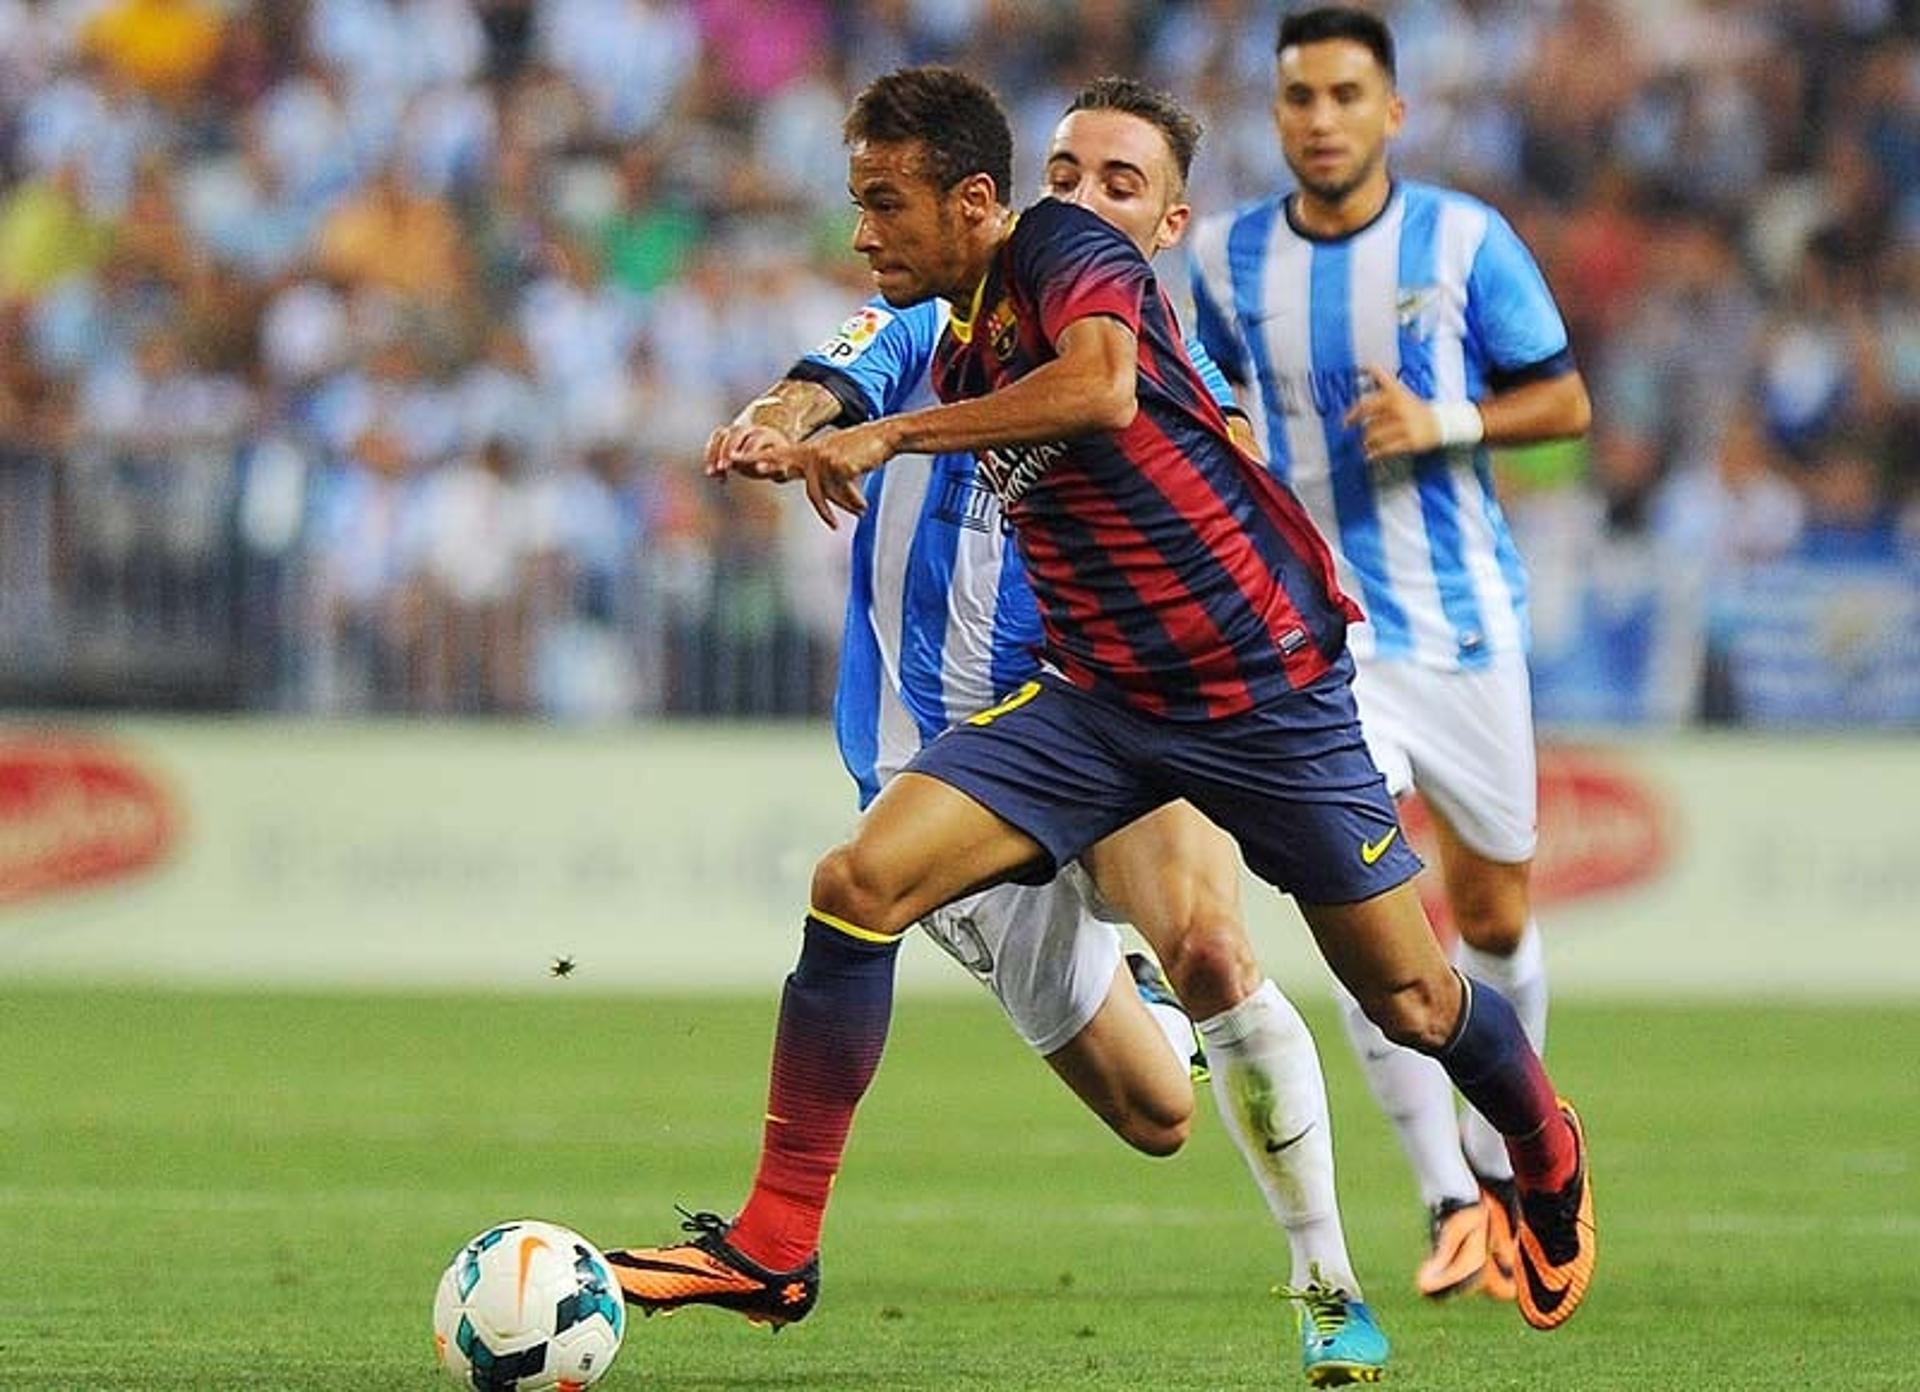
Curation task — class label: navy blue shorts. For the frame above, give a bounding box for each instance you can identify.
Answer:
[905,656,1422,905]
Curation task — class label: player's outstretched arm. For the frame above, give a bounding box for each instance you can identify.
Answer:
[754,315,1140,528]
[704,379,848,481]
[892,315,1140,452]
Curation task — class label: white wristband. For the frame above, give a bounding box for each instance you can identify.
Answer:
[1432,401,1485,448]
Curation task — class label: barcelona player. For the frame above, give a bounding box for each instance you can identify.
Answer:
[664,77,1387,1384]
[1188,7,1591,1313]
[607,65,1594,1351]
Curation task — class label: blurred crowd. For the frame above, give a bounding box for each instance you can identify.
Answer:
[0,0,1915,720]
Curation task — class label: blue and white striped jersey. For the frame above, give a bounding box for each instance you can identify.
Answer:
[1190,181,1573,671]
[793,295,1242,806]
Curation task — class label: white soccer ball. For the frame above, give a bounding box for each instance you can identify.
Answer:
[432,1219,626,1390]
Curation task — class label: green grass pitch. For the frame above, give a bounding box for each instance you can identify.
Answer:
[1,987,1915,1389]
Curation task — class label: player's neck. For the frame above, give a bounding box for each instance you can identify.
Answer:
[946,207,1016,324]
[1289,173,1392,240]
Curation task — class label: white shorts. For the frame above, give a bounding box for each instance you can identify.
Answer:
[918,868,1123,1057]
[1349,650,1538,864]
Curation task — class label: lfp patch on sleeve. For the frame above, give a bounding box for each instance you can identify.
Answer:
[813,306,894,365]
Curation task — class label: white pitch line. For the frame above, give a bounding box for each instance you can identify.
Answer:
[4,1186,1917,1240]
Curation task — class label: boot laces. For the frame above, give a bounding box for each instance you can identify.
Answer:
[1275,1263,1355,1339]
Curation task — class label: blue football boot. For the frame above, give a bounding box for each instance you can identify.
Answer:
[1278,1265,1389,1386]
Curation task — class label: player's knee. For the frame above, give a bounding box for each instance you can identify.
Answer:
[809,843,911,936]
[1108,1094,1192,1157]
[1453,905,1528,956]
[1366,976,1458,1055]
[1119,1114,1190,1157]
[1447,862,1531,954]
[1160,917,1259,1020]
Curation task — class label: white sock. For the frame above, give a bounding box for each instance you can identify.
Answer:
[1337,984,1479,1209]
[1197,980,1361,1295]
[1455,922,1548,1183]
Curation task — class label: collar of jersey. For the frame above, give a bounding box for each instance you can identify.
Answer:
[1283,179,1400,244]
[947,212,1018,345]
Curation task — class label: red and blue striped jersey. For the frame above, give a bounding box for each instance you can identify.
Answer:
[930,198,1361,720]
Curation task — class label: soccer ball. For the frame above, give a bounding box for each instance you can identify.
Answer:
[432,1219,626,1390]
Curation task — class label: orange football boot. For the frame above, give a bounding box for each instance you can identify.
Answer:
[1478,1176,1519,1303]
[1513,1101,1595,1330]
[604,1211,819,1329]
[1415,1196,1489,1300]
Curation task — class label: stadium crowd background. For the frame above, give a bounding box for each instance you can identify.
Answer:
[0,0,1914,723]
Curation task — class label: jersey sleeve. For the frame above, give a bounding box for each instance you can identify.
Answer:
[1009,199,1150,348]
[1182,331,1241,414]
[790,298,942,422]
[1186,215,1251,386]
[1465,208,1576,388]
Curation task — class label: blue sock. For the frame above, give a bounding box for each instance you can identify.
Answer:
[733,914,903,1268]
[1436,977,1573,1191]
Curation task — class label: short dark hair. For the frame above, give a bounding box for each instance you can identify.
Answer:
[1065,76,1204,185]
[844,66,1013,200]
[1277,6,1396,83]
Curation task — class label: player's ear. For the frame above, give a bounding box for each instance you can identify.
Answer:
[953,171,1000,225]
[1154,201,1192,253]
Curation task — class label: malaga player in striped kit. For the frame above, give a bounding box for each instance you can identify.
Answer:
[1189,6,1593,1314]
[651,78,1390,1385]
[607,64,1595,1357]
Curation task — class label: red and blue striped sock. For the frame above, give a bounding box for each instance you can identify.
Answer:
[1436,975,1576,1194]
[730,913,902,1271]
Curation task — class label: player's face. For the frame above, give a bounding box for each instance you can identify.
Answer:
[1274,38,1404,208]
[1042,108,1191,258]
[847,139,989,306]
